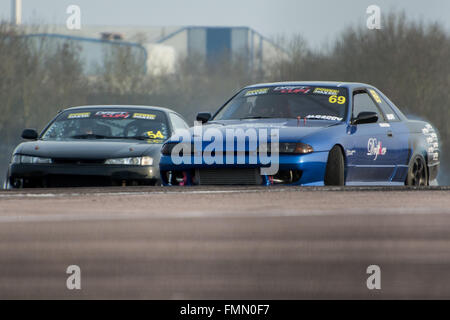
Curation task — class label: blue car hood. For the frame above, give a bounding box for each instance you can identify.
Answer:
[192,119,340,142]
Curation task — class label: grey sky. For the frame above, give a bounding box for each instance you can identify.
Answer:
[1,0,449,47]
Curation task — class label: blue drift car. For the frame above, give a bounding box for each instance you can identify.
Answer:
[160,82,440,186]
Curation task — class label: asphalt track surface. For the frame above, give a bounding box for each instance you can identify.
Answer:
[0,185,449,299]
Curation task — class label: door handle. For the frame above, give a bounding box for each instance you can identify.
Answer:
[387,131,393,137]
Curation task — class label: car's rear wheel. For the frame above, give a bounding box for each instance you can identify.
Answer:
[324,146,345,186]
[406,155,428,186]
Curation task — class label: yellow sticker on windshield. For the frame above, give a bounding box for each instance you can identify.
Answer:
[133,113,156,120]
[146,139,164,144]
[328,95,346,104]
[244,88,269,96]
[314,87,339,95]
[369,89,382,104]
[68,112,90,119]
[145,131,165,139]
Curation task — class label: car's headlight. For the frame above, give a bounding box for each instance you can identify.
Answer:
[11,155,21,164]
[279,142,314,154]
[104,156,153,166]
[12,155,52,164]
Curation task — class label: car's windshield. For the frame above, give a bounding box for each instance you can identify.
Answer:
[213,85,348,121]
[41,109,170,142]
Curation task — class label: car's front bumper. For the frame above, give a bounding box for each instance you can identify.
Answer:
[159,151,329,186]
[8,163,159,188]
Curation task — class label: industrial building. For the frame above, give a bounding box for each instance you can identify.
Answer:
[153,26,284,73]
[21,25,285,75]
[9,1,286,75]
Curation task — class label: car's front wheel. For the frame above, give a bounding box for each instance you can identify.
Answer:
[324,146,345,186]
[406,154,428,186]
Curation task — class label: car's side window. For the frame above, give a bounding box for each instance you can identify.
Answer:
[352,91,384,123]
[169,113,189,131]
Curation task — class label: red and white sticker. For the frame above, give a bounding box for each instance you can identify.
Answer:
[95,111,130,119]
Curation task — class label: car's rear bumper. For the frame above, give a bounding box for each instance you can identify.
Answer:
[159,152,329,186]
[8,163,158,188]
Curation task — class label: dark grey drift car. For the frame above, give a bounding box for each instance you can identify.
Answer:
[5,105,189,188]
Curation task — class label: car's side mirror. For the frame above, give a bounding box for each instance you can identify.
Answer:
[196,112,212,123]
[353,111,378,125]
[21,129,38,140]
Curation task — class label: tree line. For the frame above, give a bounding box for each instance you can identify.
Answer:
[0,13,449,184]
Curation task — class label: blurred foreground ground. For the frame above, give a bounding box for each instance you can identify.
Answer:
[0,186,449,299]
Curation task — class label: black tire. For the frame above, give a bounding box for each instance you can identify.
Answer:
[406,154,428,186]
[324,146,345,186]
